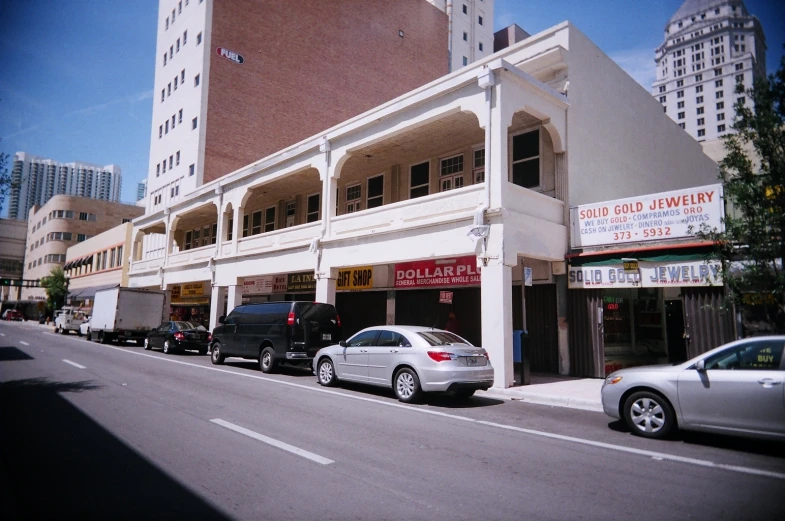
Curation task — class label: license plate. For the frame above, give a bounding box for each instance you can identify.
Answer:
[321,333,331,341]
[466,356,479,366]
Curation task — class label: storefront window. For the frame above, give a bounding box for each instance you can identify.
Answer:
[603,288,668,374]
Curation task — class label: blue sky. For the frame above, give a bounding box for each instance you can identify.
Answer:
[0,0,782,215]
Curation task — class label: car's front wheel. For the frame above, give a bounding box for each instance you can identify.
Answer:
[394,368,422,404]
[317,358,337,387]
[211,342,225,365]
[623,391,675,439]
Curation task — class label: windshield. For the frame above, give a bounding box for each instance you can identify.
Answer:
[417,331,473,347]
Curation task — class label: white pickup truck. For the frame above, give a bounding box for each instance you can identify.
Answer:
[54,307,88,335]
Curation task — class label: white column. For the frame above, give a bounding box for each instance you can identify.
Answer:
[316,267,337,305]
[226,284,243,315]
[209,286,227,330]
[489,82,511,211]
[481,260,514,388]
[230,206,242,255]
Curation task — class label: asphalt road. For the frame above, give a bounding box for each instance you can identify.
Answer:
[1,320,784,521]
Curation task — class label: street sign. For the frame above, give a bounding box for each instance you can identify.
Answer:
[439,291,453,304]
[622,259,639,274]
[524,267,533,286]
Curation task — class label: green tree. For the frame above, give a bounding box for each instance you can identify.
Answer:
[699,54,785,334]
[40,266,69,312]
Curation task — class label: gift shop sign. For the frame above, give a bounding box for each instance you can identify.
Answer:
[570,184,723,248]
[395,256,481,288]
[568,261,723,289]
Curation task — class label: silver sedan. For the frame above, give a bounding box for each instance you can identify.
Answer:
[602,336,785,440]
[313,325,494,403]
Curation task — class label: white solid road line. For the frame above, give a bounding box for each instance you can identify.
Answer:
[94,343,785,481]
[62,359,87,369]
[19,341,29,346]
[211,419,334,465]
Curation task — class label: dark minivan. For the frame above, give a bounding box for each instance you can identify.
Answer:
[210,301,341,373]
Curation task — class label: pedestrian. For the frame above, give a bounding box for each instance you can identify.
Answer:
[444,311,460,334]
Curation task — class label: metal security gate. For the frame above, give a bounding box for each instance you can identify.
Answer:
[523,284,559,373]
[682,287,736,359]
[567,289,604,378]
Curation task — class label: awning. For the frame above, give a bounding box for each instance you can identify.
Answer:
[64,261,74,270]
[171,297,211,305]
[69,283,119,300]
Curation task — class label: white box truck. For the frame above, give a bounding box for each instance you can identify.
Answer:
[90,287,170,344]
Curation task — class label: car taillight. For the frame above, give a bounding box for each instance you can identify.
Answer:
[336,315,342,327]
[207,333,212,342]
[483,352,489,360]
[174,332,185,341]
[427,351,455,362]
[287,312,295,326]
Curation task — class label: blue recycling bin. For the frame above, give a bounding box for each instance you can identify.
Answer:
[512,330,530,385]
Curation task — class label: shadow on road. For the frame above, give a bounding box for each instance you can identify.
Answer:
[606,419,785,458]
[0,378,231,521]
[335,380,505,408]
[0,347,34,361]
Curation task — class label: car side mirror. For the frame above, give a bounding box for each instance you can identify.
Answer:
[339,340,347,347]
[218,315,226,324]
[696,359,706,371]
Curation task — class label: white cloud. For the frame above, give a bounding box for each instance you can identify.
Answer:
[610,48,657,90]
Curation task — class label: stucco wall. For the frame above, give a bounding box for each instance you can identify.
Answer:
[564,26,719,207]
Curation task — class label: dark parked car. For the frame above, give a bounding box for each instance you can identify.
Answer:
[210,301,341,373]
[144,321,210,355]
[3,309,25,321]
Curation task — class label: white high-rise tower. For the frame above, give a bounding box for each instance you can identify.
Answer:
[652,0,766,142]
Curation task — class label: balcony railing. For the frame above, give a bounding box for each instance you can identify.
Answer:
[505,183,564,225]
[129,257,164,273]
[167,244,216,266]
[331,184,484,239]
[236,221,321,255]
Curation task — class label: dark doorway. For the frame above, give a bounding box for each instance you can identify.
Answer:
[335,291,387,340]
[394,288,481,347]
[513,284,559,373]
[665,299,687,364]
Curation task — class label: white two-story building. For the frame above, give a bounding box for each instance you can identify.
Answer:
[128,22,718,388]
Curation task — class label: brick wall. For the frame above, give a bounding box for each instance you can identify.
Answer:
[203,0,449,183]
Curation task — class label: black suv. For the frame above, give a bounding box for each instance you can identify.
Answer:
[210,301,341,373]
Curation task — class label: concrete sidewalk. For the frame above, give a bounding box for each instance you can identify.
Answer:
[478,374,604,412]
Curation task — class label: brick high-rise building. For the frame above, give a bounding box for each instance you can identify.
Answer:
[146,0,451,216]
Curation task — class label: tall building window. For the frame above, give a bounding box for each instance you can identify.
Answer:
[163,53,167,66]
[192,117,198,129]
[697,118,704,126]
[511,129,540,189]
[479,42,483,52]
[697,107,704,114]
[181,69,185,83]
[678,112,685,119]
[195,74,200,87]
[677,90,684,98]
[462,56,468,66]
[159,125,163,138]
[197,32,202,45]
[462,4,467,14]
[183,30,187,45]
[696,85,703,93]
[463,32,467,41]
[176,38,180,52]
[179,109,183,123]
[410,161,430,199]
[176,151,181,165]
[161,89,165,102]
[306,193,320,223]
[189,164,195,176]
[367,175,384,208]
[716,90,723,98]
[439,155,464,192]
[345,184,361,213]
[696,96,703,104]
[478,16,483,25]
[717,124,726,132]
